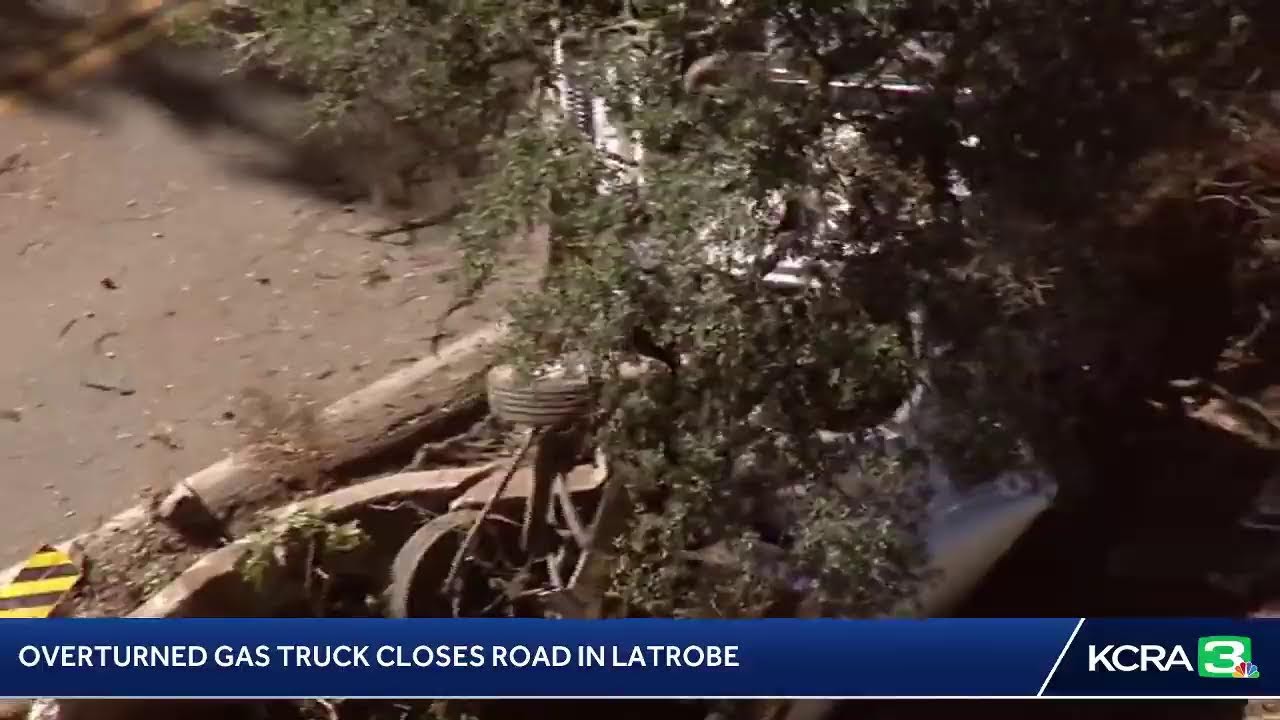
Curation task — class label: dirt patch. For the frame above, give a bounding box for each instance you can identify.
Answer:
[62,494,205,618]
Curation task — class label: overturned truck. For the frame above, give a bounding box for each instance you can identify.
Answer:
[382,22,1055,625]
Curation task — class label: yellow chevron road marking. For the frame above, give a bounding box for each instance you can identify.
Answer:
[0,545,81,619]
[0,576,79,599]
[0,606,59,619]
[23,550,72,569]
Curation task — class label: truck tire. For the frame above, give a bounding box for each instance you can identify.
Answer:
[485,364,596,427]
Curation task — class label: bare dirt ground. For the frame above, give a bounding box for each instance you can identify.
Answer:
[0,19,505,566]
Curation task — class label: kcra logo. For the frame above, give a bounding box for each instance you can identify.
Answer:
[1088,636,1260,678]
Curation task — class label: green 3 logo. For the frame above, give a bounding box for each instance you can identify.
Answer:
[1197,636,1257,678]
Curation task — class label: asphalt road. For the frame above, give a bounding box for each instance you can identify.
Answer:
[0,3,498,564]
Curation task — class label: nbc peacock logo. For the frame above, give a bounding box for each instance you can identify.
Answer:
[1234,661,1260,679]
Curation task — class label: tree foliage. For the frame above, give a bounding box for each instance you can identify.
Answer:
[214,0,1280,617]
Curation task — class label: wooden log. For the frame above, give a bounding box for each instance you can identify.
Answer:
[157,323,507,534]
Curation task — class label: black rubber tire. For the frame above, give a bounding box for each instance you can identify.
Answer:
[386,510,512,618]
[486,364,596,427]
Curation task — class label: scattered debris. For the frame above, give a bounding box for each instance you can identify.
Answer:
[110,208,175,223]
[0,545,82,618]
[81,380,135,396]
[16,240,49,256]
[361,267,392,286]
[148,424,182,450]
[57,317,78,339]
[0,153,26,176]
[371,231,415,246]
[99,277,119,290]
[91,331,121,356]
[359,204,463,240]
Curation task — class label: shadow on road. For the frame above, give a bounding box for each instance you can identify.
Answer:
[0,0,367,202]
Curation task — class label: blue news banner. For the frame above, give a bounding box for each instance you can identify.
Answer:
[0,618,1276,698]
